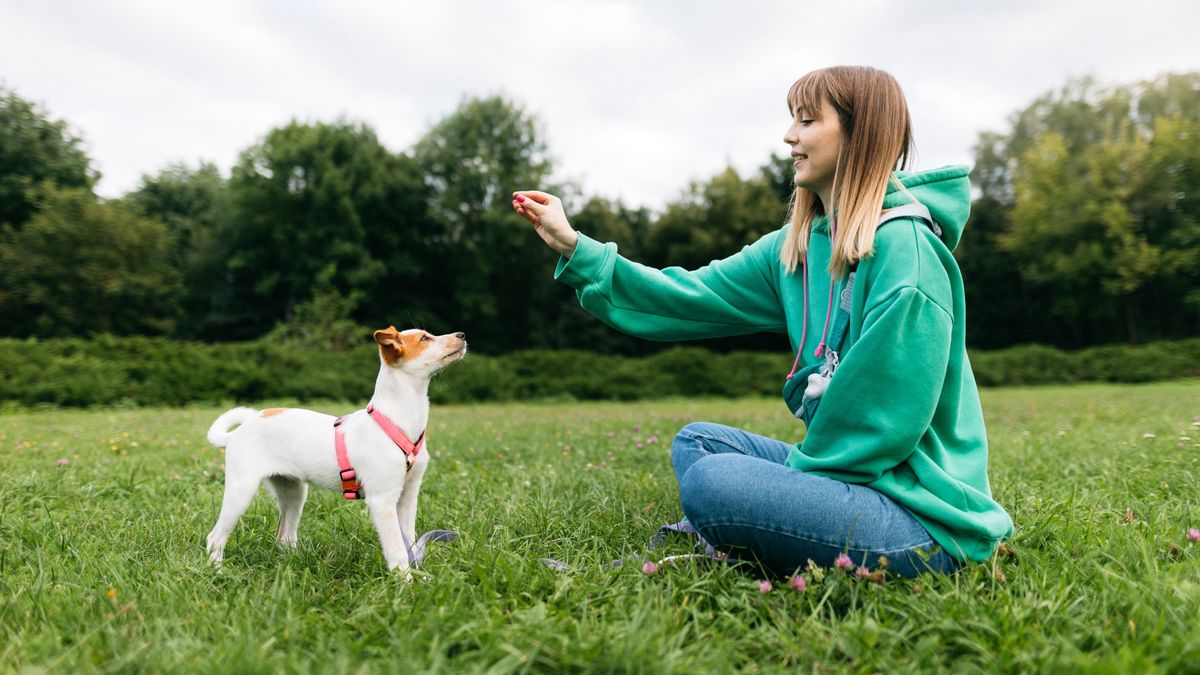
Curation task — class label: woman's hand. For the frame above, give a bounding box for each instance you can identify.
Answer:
[511,190,579,258]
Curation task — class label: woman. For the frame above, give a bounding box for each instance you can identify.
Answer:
[511,66,1012,577]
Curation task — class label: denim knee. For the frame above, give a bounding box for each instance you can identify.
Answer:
[671,421,713,476]
[677,454,733,525]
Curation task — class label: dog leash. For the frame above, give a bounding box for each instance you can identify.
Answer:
[539,519,733,571]
[404,529,458,566]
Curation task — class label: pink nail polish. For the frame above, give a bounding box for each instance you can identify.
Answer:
[516,194,525,203]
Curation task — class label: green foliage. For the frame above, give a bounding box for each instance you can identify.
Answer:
[1,336,1198,409]
[412,95,563,351]
[0,185,181,337]
[0,86,95,228]
[128,162,233,338]
[2,385,1200,670]
[969,339,1200,386]
[966,72,1200,347]
[645,165,786,270]
[222,119,428,339]
[264,266,369,353]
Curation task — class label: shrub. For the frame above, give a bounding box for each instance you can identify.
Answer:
[0,337,1197,408]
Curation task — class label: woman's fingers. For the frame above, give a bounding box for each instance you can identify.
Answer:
[513,190,554,206]
[511,189,578,257]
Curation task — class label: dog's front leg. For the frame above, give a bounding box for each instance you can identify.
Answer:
[396,456,429,545]
[366,497,412,579]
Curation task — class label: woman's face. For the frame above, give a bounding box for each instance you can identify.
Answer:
[783,96,844,204]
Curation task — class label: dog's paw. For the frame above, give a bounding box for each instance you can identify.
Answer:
[390,567,433,584]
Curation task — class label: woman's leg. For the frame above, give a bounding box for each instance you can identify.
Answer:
[670,422,958,577]
[670,422,795,484]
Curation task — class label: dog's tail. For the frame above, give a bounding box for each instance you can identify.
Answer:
[206,407,259,448]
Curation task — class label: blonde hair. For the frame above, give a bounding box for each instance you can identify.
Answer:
[781,66,915,276]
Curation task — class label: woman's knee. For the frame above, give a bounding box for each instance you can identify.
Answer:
[678,454,739,520]
[671,421,720,472]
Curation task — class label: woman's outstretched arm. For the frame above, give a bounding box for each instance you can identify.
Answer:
[512,189,787,341]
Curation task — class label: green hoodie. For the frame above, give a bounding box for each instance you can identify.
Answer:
[553,165,1013,563]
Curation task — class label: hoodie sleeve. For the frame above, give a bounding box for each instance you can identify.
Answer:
[787,285,953,482]
[553,231,788,340]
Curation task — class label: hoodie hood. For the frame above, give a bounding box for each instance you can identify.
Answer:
[883,165,971,251]
[811,165,971,251]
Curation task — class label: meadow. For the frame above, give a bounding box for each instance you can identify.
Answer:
[2,381,1199,673]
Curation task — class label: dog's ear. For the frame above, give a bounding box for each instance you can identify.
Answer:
[373,326,400,345]
[374,327,403,364]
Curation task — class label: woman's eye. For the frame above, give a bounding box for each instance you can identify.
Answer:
[800,119,814,126]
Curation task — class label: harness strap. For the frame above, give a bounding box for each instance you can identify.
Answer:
[334,404,426,501]
[333,418,361,500]
[367,403,425,461]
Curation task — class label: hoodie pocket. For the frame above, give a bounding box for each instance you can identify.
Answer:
[782,362,825,428]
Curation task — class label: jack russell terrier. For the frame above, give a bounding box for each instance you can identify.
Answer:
[204,326,466,578]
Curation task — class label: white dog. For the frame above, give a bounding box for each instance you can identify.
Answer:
[204,326,466,577]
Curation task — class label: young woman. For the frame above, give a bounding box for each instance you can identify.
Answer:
[511,66,1012,577]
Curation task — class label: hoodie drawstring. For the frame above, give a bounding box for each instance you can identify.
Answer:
[786,216,838,380]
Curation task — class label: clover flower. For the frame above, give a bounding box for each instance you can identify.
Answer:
[834,553,853,570]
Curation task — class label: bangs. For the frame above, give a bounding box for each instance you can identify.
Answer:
[786,70,829,118]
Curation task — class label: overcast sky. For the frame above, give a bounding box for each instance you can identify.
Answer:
[3,1,1198,211]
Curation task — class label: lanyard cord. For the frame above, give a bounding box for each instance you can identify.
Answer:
[785,257,809,380]
[785,216,838,380]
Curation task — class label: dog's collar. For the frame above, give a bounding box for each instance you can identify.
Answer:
[334,404,426,500]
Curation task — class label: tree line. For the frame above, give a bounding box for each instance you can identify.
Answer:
[1,72,1196,353]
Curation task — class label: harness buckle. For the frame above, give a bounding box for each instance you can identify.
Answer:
[342,488,361,500]
[339,468,357,482]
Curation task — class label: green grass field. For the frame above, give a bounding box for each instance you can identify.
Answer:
[2,381,1199,673]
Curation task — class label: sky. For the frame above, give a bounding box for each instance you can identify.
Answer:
[2,0,1199,211]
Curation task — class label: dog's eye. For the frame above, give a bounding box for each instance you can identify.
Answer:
[420,335,432,342]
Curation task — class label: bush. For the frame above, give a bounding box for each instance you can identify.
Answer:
[0,337,1197,408]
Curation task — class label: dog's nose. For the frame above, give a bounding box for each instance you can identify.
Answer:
[455,332,466,339]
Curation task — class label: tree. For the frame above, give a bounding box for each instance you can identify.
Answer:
[645,165,786,270]
[967,72,1200,346]
[220,120,428,340]
[0,185,179,336]
[128,162,232,338]
[412,96,562,352]
[0,87,95,228]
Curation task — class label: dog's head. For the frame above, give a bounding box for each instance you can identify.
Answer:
[372,326,467,377]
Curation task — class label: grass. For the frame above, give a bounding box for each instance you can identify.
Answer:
[1,381,1199,673]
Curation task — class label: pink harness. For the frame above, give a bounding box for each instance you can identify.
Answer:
[334,403,425,500]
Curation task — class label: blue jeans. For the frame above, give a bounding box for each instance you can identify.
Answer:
[671,422,959,577]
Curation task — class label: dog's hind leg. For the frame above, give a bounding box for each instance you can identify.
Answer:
[206,472,262,564]
[265,476,307,549]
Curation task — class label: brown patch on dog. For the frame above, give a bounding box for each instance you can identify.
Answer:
[374,326,435,366]
[374,326,404,365]
[261,408,287,418]
[399,330,434,359]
